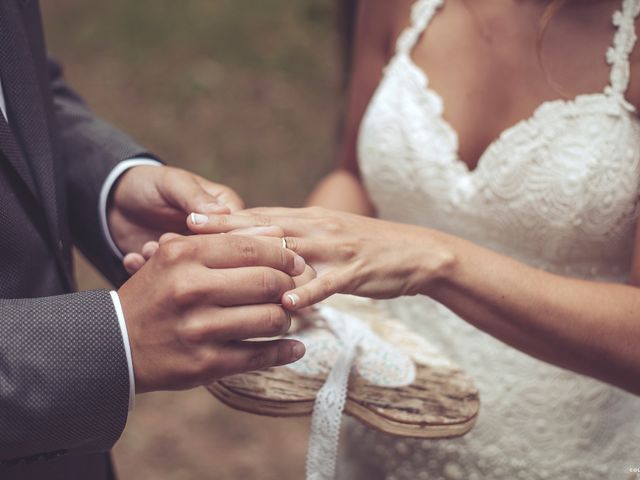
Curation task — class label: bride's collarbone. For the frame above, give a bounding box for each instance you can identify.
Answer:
[399,0,633,166]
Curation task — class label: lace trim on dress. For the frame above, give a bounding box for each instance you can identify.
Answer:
[607,0,640,97]
[394,0,443,55]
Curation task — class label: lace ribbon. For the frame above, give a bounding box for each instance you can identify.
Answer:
[302,306,416,480]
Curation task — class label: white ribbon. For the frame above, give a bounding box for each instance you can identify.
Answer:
[302,306,416,480]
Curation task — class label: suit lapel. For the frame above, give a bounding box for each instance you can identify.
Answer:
[0,0,60,244]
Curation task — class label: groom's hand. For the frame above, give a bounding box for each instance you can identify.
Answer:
[117,233,307,393]
[108,165,244,259]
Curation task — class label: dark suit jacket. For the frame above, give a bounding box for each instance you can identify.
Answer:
[0,1,156,478]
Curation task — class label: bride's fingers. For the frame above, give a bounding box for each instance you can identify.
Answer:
[237,207,304,217]
[187,213,275,234]
[279,236,325,260]
[191,304,293,342]
[229,225,284,237]
[187,212,312,237]
[282,273,345,310]
[242,236,332,267]
[294,265,317,288]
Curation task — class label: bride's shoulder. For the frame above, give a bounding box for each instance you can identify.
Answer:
[354,0,415,57]
[357,0,414,26]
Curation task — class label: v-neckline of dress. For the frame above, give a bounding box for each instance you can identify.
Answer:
[399,0,636,176]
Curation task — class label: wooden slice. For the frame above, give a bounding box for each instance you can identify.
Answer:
[207,296,479,439]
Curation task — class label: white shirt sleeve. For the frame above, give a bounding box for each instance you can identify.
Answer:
[0,77,7,122]
[101,158,162,411]
[98,158,163,260]
[109,290,136,411]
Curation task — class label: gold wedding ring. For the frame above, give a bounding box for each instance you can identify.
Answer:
[282,237,288,250]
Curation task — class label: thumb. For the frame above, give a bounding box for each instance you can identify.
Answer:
[162,169,230,215]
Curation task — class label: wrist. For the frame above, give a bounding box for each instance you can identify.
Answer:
[412,229,459,296]
[101,159,163,258]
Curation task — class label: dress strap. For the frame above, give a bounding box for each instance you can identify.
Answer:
[394,0,444,56]
[606,0,640,97]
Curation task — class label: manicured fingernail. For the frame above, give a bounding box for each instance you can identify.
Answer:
[293,255,306,275]
[287,293,300,307]
[190,213,209,225]
[291,342,306,360]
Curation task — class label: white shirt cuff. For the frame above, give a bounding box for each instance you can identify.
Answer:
[99,158,163,260]
[109,290,136,411]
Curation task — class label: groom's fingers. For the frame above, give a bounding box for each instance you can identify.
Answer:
[200,267,296,306]
[187,212,275,233]
[161,168,230,215]
[123,253,146,275]
[187,234,305,276]
[141,241,160,259]
[159,232,182,244]
[122,238,169,274]
[210,339,305,379]
[196,177,245,212]
[191,304,292,342]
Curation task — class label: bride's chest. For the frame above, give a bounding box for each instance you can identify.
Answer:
[357,59,640,273]
[396,0,632,169]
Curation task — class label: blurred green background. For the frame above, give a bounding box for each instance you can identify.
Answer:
[41,1,344,478]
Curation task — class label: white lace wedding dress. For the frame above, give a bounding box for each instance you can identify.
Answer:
[338,0,640,478]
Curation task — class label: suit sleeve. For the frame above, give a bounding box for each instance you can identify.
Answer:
[48,57,161,286]
[0,290,130,464]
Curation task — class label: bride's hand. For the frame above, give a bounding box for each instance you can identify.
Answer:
[124,225,318,289]
[186,207,457,310]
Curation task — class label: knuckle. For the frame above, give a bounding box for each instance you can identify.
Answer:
[323,219,344,234]
[280,247,295,271]
[256,215,272,227]
[284,237,298,252]
[159,238,196,264]
[307,206,325,216]
[237,238,260,265]
[159,232,178,244]
[179,349,213,385]
[246,349,275,371]
[211,215,230,228]
[159,240,184,264]
[336,241,357,260]
[319,275,336,295]
[199,348,224,380]
[262,306,289,336]
[179,318,209,345]
[260,270,287,300]
[171,278,201,307]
